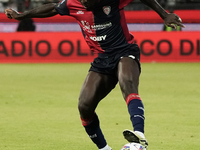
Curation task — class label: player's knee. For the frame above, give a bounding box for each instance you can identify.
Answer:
[119,76,139,98]
[78,101,87,115]
[78,100,93,119]
[119,75,136,90]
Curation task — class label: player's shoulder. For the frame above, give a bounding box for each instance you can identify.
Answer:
[55,0,85,15]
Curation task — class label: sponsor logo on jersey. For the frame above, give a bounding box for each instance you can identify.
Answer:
[77,10,84,14]
[81,20,112,32]
[81,20,92,33]
[90,35,107,41]
[103,6,111,15]
[91,22,112,30]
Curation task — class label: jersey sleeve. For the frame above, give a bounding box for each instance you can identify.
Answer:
[119,0,133,9]
[55,0,70,16]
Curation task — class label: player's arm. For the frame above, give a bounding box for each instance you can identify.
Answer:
[139,0,185,29]
[5,3,58,20]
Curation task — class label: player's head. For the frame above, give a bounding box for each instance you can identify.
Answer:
[79,0,98,11]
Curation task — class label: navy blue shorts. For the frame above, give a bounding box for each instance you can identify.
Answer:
[89,43,141,78]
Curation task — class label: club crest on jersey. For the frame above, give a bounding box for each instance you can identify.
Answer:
[103,6,111,15]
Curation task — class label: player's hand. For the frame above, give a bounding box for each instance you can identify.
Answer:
[5,8,21,20]
[164,13,185,29]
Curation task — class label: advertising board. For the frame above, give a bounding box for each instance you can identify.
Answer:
[0,32,199,63]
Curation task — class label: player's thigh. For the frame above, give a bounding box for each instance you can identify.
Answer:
[117,57,140,99]
[78,71,116,118]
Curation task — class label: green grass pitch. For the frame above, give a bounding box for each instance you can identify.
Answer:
[0,63,199,150]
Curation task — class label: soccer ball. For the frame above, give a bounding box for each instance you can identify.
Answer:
[121,142,146,150]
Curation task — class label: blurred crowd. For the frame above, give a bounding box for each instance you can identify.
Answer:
[0,0,59,12]
[125,0,200,10]
[0,0,199,12]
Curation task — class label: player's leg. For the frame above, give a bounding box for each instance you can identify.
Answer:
[78,71,116,150]
[117,57,148,148]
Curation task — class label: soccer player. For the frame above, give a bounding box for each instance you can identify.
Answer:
[5,0,184,150]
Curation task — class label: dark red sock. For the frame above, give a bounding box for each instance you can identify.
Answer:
[126,93,145,133]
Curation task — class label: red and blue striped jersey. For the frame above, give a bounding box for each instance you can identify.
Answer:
[55,0,135,54]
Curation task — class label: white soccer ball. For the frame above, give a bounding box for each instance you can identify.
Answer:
[121,142,146,150]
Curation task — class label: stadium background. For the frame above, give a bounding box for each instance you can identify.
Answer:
[0,1,200,150]
[0,0,200,63]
